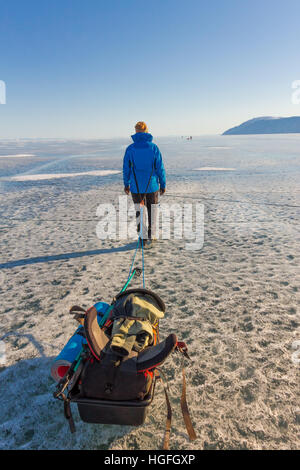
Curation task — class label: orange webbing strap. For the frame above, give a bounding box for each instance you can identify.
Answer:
[155,343,197,448]
[181,367,197,441]
[177,341,197,441]
[155,370,172,450]
[162,382,172,450]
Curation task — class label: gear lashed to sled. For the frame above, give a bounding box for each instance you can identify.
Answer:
[52,284,196,449]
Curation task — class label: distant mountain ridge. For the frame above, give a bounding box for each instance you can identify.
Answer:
[223,116,300,135]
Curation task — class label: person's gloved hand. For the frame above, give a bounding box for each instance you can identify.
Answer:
[160,187,166,196]
[124,186,130,195]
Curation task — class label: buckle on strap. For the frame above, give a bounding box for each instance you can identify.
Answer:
[176,341,191,360]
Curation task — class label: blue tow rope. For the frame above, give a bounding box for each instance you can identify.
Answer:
[127,204,145,288]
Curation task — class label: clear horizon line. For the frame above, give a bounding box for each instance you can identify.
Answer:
[0,133,223,141]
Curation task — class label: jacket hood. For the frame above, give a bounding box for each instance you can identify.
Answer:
[131,132,153,143]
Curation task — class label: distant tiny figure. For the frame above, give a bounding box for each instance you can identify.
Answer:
[123,122,166,248]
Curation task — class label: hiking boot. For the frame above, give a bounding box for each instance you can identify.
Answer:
[144,239,153,249]
[138,238,147,249]
[144,238,157,249]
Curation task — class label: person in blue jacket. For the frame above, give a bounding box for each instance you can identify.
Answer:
[123,121,166,247]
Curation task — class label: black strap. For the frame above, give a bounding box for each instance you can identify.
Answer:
[69,306,86,325]
[115,288,166,312]
[63,398,76,433]
[69,305,86,314]
[130,157,155,204]
[130,159,142,202]
[102,353,123,395]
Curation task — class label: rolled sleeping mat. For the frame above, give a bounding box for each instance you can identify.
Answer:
[51,301,110,382]
[51,326,86,382]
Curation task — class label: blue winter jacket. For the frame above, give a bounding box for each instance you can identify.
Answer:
[123,133,166,194]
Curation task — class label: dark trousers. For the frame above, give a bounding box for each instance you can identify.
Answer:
[131,191,159,239]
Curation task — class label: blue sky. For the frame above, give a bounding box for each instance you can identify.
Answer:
[1,0,300,138]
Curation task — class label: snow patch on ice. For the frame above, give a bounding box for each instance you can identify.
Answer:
[0,154,36,158]
[7,170,121,181]
[193,167,236,171]
[205,146,232,149]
